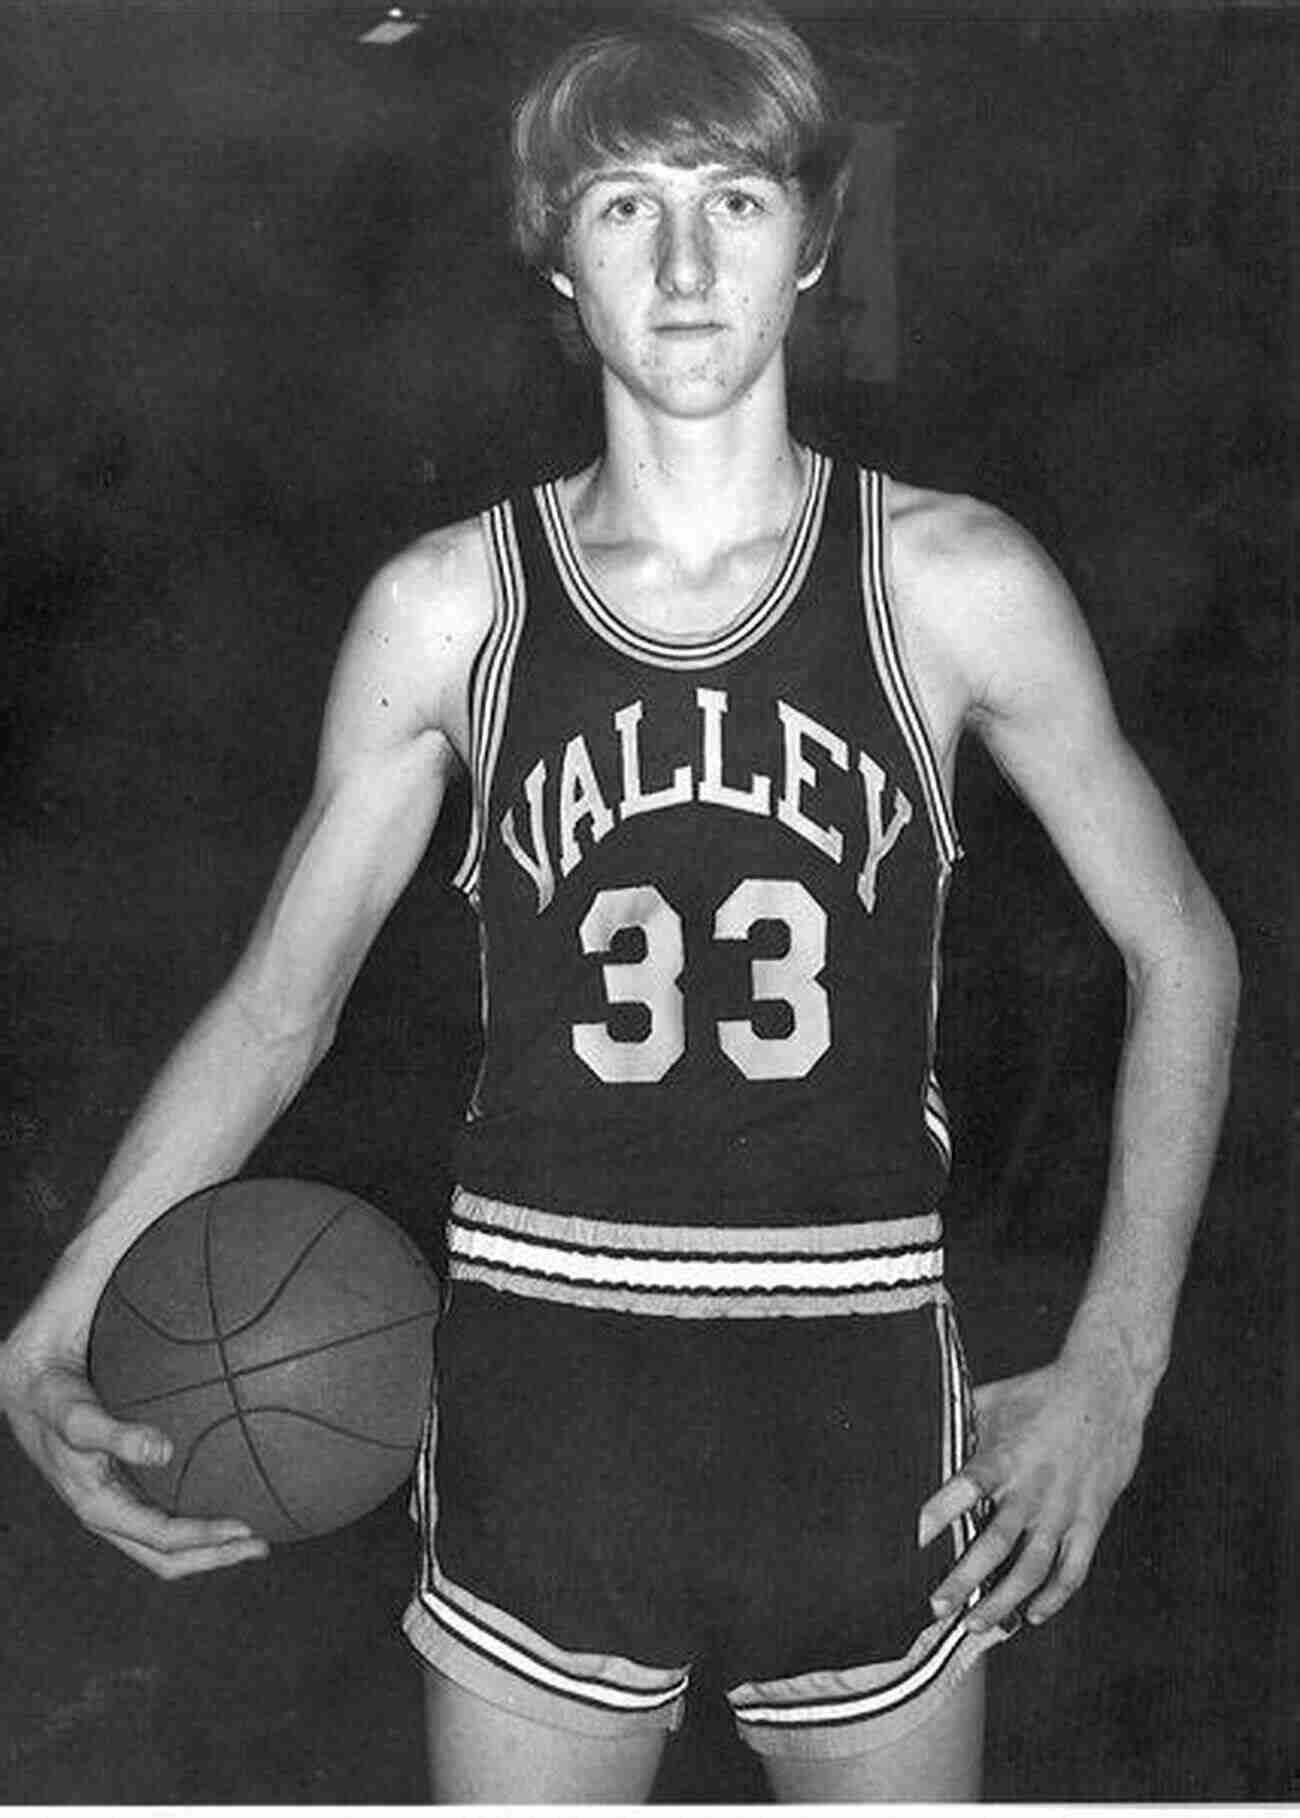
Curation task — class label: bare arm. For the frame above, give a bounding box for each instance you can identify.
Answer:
[0,522,489,1577]
[908,504,1239,1629]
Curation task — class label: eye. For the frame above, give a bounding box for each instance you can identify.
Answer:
[713,188,767,220]
[601,191,651,223]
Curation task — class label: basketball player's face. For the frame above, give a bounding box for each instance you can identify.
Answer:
[553,161,811,419]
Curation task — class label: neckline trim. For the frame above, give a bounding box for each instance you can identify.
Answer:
[535,450,832,672]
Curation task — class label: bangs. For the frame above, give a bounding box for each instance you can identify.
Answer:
[546,37,807,197]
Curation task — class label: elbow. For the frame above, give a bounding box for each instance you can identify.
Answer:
[1213,909,1242,1040]
[1195,886,1241,1024]
[1177,900,1242,1041]
[1125,890,1241,1032]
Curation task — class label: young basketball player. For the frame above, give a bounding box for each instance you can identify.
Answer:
[0,2,1238,1802]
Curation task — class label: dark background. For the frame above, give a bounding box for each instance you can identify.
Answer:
[1,0,1293,1801]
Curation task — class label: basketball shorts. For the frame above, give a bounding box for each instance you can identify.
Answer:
[402,1190,1004,1761]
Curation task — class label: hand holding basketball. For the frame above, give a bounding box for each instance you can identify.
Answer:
[88,1178,440,1545]
[2,1176,439,1575]
[0,1317,269,1580]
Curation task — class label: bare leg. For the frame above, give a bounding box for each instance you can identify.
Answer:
[423,1668,668,1804]
[760,1658,986,1804]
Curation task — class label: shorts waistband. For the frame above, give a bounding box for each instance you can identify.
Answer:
[447,1189,945,1319]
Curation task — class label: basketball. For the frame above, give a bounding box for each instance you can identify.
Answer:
[88,1177,440,1544]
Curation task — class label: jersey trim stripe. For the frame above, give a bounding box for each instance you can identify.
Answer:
[860,469,958,1170]
[452,501,528,902]
[446,1189,945,1319]
[535,451,832,671]
[858,469,962,866]
[922,859,956,1168]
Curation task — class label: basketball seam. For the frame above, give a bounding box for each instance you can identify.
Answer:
[203,1186,306,1536]
[167,1406,414,1533]
[211,1188,364,1341]
[105,1197,431,1353]
[172,1405,419,1464]
[103,1306,438,1411]
[98,1282,219,1347]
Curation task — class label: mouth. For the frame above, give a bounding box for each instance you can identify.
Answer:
[653,322,725,337]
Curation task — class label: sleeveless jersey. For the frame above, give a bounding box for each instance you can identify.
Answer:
[449,454,961,1228]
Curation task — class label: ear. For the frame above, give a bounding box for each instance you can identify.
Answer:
[796,164,851,293]
[548,268,575,300]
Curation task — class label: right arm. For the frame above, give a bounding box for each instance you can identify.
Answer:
[0,522,490,1577]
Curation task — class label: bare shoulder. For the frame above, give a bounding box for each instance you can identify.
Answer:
[889,480,1027,591]
[887,479,1108,734]
[357,516,495,694]
[330,515,495,764]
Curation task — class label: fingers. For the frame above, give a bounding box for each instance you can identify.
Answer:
[927,1493,1025,1622]
[73,1439,271,1569]
[1024,1525,1097,1626]
[6,1352,271,1578]
[29,1378,270,1578]
[30,1363,169,1469]
[963,1523,1059,1632]
[76,1473,271,1578]
[917,1469,989,1550]
[59,1395,173,1472]
[111,1525,271,1581]
[926,1492,1098,1634]
[917,1362,1131,1636]
[963,1519,1096,1634]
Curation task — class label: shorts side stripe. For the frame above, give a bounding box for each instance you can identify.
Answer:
[939,1295,984,1555]
[405,1381,688,1719]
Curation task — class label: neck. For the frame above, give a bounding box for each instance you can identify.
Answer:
[583,373,805,561]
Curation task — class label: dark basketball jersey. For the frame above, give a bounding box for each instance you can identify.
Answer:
[449,455,961,1227]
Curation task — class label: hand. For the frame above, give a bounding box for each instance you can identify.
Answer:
[917,1342,1147,1633]
[0,1322,269,1580]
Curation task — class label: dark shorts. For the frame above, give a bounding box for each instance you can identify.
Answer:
[403,1191,1001,1760]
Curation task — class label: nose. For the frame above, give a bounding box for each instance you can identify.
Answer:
[655,203,714,298]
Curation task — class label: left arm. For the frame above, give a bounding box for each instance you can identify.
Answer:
[914,509,1240,1631]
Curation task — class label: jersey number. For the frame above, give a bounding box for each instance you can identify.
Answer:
[572,879,829,1084]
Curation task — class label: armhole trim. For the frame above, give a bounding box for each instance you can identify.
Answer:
[451,499,528,903]
[858,469,962,865]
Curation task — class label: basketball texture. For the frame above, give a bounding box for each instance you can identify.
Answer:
[88,1177,440,1544]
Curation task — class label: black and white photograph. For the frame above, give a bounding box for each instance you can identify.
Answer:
[1,0,1291,1801]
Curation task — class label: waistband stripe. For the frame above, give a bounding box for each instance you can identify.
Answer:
[452,1225,943,1294]
[454,1210,941,1269]
[447,1192,944,1317]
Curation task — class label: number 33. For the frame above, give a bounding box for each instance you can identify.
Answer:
[573,879,830,1084]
